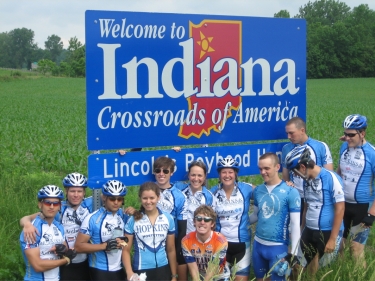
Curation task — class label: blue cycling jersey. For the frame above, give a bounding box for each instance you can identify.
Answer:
[303,168,345,231]
[211,182,253,243]
[80,207,129,271]
[56,197,93,263]
[253,181,301,245]
[20,215,65,281]
[176,182,214,233]
[157,183,187,236]
[282,137,333,198]
[125,208,175,270]
[339,142,375,204]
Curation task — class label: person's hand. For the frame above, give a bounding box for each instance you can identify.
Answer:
[124,206,136,215]
[23,222,39,244]
[118,150,126,156]
[54,244,67,257]
[105,238,119,251]
[361,213,375,228]
[285,181,295,187]
[324,237,336,253]
[172,147,181,152]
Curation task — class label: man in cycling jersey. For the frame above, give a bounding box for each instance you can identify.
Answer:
[251,153,301,281]
[282,117,333,223]
[286,146,345,276]
[337,114,375,266]
[182,205,230,281]
[75,180,129,281]
[20,185,76,281]
[20,173,92,281]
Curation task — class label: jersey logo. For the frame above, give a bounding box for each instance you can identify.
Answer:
[53,226,59,236]
[105,222,115,232]
[43,233,53,242]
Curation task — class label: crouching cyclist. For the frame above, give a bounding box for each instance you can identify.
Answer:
[74,180,129,281]
[20,185,77,281]
[20,173,92,281]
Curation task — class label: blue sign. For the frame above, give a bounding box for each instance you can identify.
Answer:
[86,10,306,150]
[88,142,287,188]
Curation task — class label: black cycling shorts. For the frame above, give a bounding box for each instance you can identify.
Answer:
[301,227,331,266]
[134,264,171,281]
[60,259,90,281]
[89,267,126,281]
[343,202,369,239]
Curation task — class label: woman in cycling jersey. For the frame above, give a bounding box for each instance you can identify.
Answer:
[210,157,254,281]
[175,161,214,234]
[122,182,178,281]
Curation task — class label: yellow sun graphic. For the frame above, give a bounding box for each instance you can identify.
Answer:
[196,31,214,59]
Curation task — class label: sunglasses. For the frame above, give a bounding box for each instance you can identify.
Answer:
[154,168,170,174]
[343,132,358,138]
[42,200,61,207]
[108,197,124,202]
[194,216,213,222]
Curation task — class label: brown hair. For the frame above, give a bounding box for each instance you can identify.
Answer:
[286,117,306,131]
[259,152,280,166]
[133,182,161,221]
[188,160,207,186]
[153,156,175,173]
[193,205,217,228]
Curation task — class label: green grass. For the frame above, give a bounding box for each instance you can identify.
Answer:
[0,73,374,280]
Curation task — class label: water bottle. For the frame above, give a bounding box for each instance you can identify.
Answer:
[111,227,123,253]
[277,261,289,276]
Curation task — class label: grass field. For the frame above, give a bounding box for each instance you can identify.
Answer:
[0,70,374,280]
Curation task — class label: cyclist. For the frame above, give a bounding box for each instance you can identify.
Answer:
[176,161,214,234]
[251,153,301,281]
[210,157,254,281]
[20,173,92,281]
[182,205,230,281]
[282,117,333,223]
[20,185,76,280]
[286,145,344,276]
[122,182,178,281]
[153,156,188,281]
[337,114,375,265]
[74,180,129,280]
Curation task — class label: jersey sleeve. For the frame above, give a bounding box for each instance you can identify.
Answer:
[281,143,291,168]
[322,142,333,165]
[174,181,188,191]
[166,213,175,235]
[330,172,345,203]
[181,235,196,263]
[20,219,42,250]
[80,214,92,236]
[253,187,259,207]
[215,233,228,267]
[124,216,135,235]
[288,188,301,213]
[176,191,188,221]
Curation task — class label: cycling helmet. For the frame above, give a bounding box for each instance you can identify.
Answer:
[102,180,127,196]
[343,114,367,130]
[63,172,88,187]
[217,157,240,172]
[37,185,64,200]
[285,145,311,170]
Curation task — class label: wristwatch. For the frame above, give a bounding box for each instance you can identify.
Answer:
[171,274,178,278]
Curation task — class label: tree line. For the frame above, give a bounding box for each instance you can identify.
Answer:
[275,1,375,78]
[0,0,374,79]
[0,30,85,77]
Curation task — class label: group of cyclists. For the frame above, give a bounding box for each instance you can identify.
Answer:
[19,114,375,281]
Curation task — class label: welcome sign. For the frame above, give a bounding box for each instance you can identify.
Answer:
[85,11,306,150]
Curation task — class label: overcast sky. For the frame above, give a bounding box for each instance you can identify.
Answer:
[1,0,374,48]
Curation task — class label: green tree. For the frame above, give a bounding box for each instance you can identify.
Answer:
[67,36,83,53]
[295,0,351,25]
[274,10,290,18]
[38,59,56,75]
[0,32,12,67]
[7,28,37,68]
[45,34,63,63]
